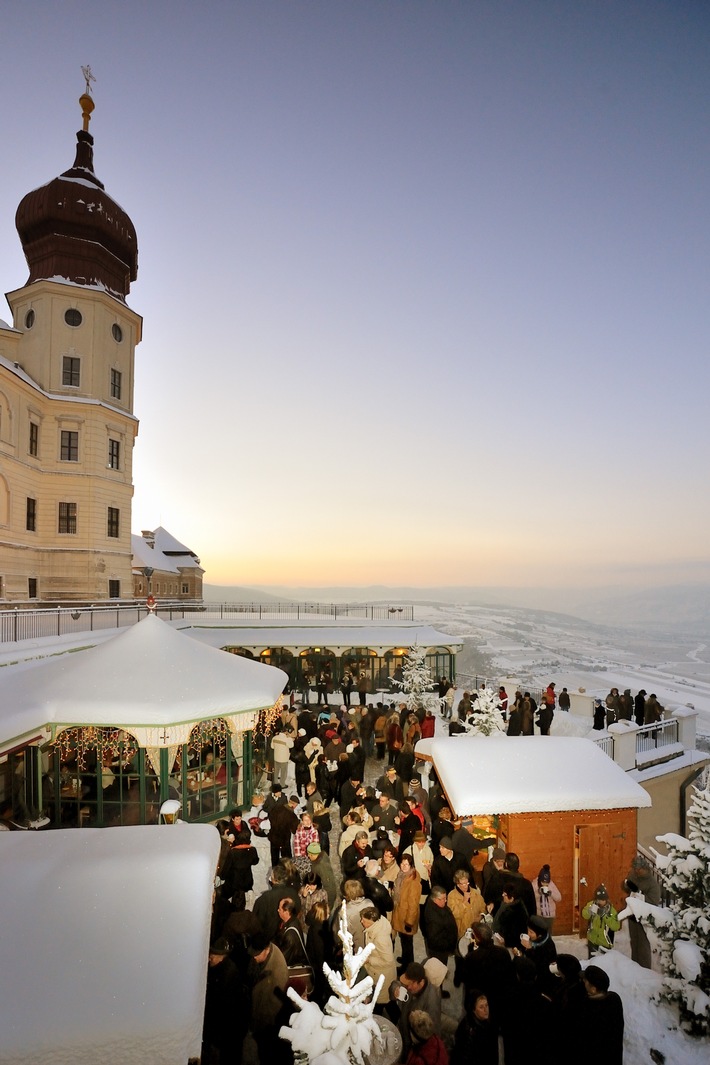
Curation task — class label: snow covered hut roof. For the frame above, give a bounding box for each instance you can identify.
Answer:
[131,525,202,573]
[0,615,287,748]
[0,824,220,1065]
[430,735,652,815]
[184,621,463,654]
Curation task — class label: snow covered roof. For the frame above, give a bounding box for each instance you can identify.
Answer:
[0,615,287,747]
[184,622,463,653]
[132,526,202,573]
[429,735,652,815]
[0,824,220,1065]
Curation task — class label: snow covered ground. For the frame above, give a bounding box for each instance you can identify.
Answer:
[414,601,710,742]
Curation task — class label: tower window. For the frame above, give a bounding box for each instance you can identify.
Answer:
[62,356,80,387]
[107,507,120,538]
[108,439,120,470]
[108,579,120,598]
[58,502,77,534]
[112,324,123,343]
[64,308,82,327]
[25,309,35,329]
[29,421,39,456]
[28,578,38,599]
[26,497,37,532]
[110,368,122,399]
[60,430,79,462]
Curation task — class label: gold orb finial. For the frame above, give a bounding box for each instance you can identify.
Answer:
[80,65,96,131]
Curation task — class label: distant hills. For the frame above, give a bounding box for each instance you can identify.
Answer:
[202,582,710,635]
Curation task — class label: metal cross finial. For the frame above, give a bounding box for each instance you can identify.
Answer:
[81,65,96,95]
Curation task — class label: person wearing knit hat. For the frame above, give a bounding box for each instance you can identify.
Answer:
[582,885,620,957]
[532,862,562,932]
[623,854,661,968]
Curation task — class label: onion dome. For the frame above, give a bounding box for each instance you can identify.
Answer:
[15,92,138,302]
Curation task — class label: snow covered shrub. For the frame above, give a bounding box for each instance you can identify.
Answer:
[648,781,710,1035]
[463,685,506,737]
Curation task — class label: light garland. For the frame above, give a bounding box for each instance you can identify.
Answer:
[53,726,137,771]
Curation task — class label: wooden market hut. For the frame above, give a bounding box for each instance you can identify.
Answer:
[426,735,652,935]
[0,615,287,827]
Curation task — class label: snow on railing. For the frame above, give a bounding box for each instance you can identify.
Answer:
[593,734,614,758]
[635,717,679,755]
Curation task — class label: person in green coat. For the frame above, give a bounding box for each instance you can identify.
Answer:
[582,884,620,958]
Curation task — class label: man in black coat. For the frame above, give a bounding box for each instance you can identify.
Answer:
[430,837,468,894]
[341,830,373,881]
[485,852,536,917]
[267,794,299,867]
[459,922,514,1023]
[363,859,394,916]
[422,885,458,969]
[253,865,300,941]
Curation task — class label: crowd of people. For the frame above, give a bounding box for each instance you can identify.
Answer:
[201,696,639,1065]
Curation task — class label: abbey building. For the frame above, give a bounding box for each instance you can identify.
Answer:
[0,91,141,602]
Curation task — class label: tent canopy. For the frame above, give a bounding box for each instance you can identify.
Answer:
[0,615,287,748]
[0,824,219,1065]
[428,735,652,816]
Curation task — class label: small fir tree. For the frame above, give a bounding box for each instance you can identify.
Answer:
[648,778,710,1035]
[463,685,506,737]
[392,644,435,714]
[279,904,386,1064]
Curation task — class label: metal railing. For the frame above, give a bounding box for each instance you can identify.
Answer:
[0,601,415,645]
[593,735,615,758]
[635,717,679,755]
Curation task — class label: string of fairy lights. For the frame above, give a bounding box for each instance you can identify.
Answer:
[52,699,284,772]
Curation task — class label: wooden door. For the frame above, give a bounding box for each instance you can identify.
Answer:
[574,821,627,933]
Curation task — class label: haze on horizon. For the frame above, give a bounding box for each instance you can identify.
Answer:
[1,2,708,592]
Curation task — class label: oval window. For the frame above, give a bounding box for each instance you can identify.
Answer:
[64,308,82,327]
[112,323,123,343]
[25,309,35,329]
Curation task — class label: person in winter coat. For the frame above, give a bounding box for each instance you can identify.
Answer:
[202,937,247,1065]
[622,854,661,968]
[387,715,404,766]
[558,687,571,712]
[506,704,522,736]
[292,811,320,860]
[402,831,434,902]
[447,867,486,938]
[458,923,513,1025]
[520,694,534,736]
[290,739,312,798]
[579,965,625,1065]
[267,795,299,867]
[422,885,458,968]
[644,693,664,726]
[406,1010,449,1065]
[397,800,423,859]
[391,855,422,969]
[430,837,468,894]
[223,828,260,902]
[532,863,562,932]
[634,689,647,726]
[363,859,395,916]
[374,707,389,759]
[519,914,557,990]
[582,884,620,957]
[618,689,634,720]
[450,993,498,1065]
[360,906,397,1008]
[492,885,529,949]
[605,688,621,726]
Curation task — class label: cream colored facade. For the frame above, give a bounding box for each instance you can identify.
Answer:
[0,281,141,602]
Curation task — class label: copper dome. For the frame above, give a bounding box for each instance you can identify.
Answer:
[15,126,138,303]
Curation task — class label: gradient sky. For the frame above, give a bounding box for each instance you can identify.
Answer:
[1,1,708,591]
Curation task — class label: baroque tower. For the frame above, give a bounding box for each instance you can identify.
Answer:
[0,85,141,601]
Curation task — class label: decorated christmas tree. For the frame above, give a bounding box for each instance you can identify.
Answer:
[648,778,710,1035]
[279,905,394,1064]
[392,644,435,714]
[463,685,506,737]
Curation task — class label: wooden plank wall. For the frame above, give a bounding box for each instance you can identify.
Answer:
[501,808,637,935]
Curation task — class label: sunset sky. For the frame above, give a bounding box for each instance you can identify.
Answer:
[1,1,708,591]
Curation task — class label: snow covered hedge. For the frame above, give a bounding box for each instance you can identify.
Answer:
[647,782,710,1035]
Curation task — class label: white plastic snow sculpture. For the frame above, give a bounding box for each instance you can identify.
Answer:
[279,903,385,1065]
